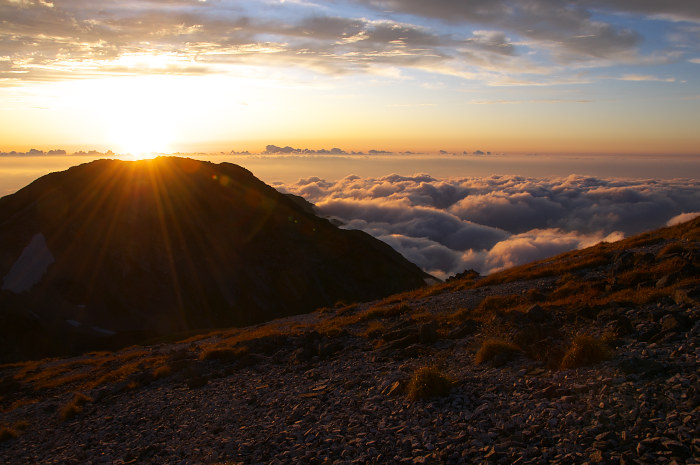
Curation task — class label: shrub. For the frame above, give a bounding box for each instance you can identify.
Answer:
[560,335,610,369]
[475,339,522,366]
[152,364,173,380]
[199,345,248,361]
[477,295,523,314]
[361,321,385,339]
[59,392,93,421]
[0,426,18,442]
[406,366,454,400]
[359,303,411,322]
[0,420,28,442]
[656,241,686,258]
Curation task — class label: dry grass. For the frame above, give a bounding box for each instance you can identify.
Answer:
[1,398,39,414]
[358,303,412,322]
[560,335,611,370]
[152,364,173,380]
[335,303,360,316]
[360,321,385,339]
[406,366,455,400]
[86,355,166,390]
[0,421,27,442]
[477,246,611,288]
[59,392,93,421]
[410,308,434,323]
[317,301,414,335]
[471,217,699,289]
[477,295,525,314]
[475,339,522,365]
[656,241,687,258]
[199,345,249,361]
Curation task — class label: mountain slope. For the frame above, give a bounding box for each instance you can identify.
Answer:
[0,217,697,464]
[0,157,431,361]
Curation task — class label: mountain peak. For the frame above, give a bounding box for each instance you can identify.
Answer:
[0,157,430,361]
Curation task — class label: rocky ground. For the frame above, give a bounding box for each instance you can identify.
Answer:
[1,221,699,464]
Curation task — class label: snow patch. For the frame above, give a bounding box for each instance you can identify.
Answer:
[2,233,55,293]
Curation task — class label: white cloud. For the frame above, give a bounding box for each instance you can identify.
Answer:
[667,211,700,226]
[279,174,700,279]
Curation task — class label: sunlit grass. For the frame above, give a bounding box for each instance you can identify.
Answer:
[406,366,455,401]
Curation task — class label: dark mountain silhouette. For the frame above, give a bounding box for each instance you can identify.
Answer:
[0,157,431,361]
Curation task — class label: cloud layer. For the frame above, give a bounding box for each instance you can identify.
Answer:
[1,0,699,84]
[278,174,700,278]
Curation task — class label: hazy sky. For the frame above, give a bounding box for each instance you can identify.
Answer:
[1,0,699,154]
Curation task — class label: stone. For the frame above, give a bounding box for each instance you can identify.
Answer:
[661,440,691,458]
[660,313,692,332]
[618,357,668,378]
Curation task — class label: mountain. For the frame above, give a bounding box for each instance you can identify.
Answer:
[0,217,697,463]
[0,157,431,361]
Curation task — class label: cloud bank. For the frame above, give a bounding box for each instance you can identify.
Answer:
[277,174,700,279]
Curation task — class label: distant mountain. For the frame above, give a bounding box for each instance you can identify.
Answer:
[0,157,431,361]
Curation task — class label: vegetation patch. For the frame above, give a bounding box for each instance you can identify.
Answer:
[152,364,173,380]
[359,303,412,322]
[560,335,611,370]
[475,339,522,366]
[199,345,249,361]
[360,321,385,339]
[477,295,524,314]
[406,366,455,401]
[0,421,26,442]
[59,392,93,421]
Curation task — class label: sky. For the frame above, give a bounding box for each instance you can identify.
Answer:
[1,0,700,155]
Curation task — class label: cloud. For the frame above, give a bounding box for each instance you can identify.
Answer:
[618,74,676,82]
[279,174,700,279]
[0,0,695,84]
[667,211,700,226]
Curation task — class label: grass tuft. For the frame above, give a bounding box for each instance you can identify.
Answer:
[199,345,248,361]
[0,426,19,442]
[560,335,611,370]
[475,339,522,365]
[152,364,173,380]
[59,392,93,421]
[406,366,455,401]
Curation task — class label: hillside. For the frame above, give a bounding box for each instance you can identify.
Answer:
[0,217,698,464]
[0,157,430,362]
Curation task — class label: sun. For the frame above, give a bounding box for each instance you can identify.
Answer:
[102,76,179,157]
[112,117,173,157]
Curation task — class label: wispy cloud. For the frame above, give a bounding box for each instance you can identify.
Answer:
[470,98,592,105]
[618,74,676,82]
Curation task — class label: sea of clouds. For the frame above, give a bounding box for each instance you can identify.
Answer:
[277,174,700,279]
